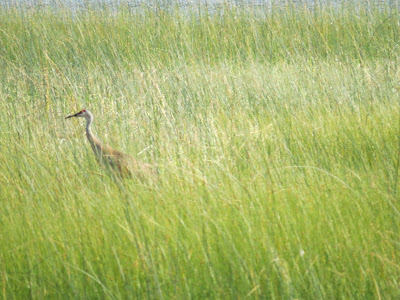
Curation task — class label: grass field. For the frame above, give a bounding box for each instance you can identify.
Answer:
[1,2,400,298]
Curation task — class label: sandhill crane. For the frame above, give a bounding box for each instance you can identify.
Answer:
[66,109,155,179]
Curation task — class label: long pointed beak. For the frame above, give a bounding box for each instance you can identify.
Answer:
[65,113,79,119]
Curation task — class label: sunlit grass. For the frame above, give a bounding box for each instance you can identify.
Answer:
[1,2,400,298]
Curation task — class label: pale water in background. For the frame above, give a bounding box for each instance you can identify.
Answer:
[1,0,399,11]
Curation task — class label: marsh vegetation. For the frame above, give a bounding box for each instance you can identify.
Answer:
[1,2,400,298]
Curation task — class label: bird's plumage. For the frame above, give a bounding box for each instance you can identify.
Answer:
[66,109,155,179]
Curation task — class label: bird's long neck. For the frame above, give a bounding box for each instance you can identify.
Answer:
[85,114,93,139]
[85,112,108,155]
[85,113,98,152]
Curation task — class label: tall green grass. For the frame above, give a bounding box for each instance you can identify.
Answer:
[1,2,400,298]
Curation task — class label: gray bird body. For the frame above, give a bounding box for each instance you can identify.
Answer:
[66,110,155,179]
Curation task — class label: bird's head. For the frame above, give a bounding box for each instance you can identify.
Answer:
[65,109,90,119]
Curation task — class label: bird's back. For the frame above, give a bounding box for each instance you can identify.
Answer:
[107,149,156,180]
[90,135,156,179]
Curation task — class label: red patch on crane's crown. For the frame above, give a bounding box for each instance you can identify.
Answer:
[81,109,86,113]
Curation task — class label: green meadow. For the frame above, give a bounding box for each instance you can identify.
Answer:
[1,2,400,298]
